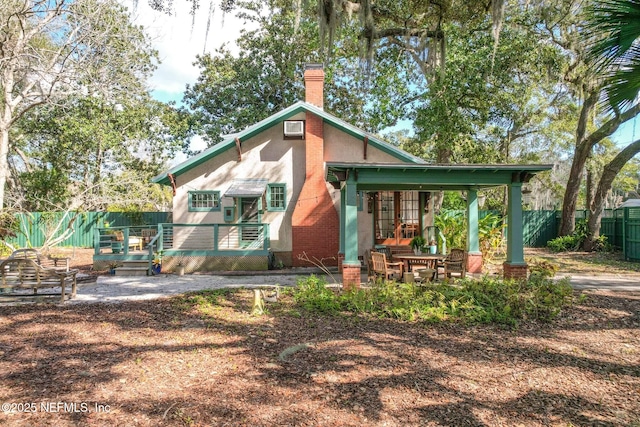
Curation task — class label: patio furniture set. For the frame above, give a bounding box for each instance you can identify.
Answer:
[366,247,467,284]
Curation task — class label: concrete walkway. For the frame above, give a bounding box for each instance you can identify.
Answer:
[71,272,331,304]
[66,271,640,304]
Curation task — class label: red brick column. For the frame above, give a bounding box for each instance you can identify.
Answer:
[503,262,528,280]
[342,262,361,291]
[467,252,483,274]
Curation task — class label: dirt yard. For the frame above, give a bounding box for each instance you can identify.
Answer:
[0,284,638,426]
[0,248,638,426]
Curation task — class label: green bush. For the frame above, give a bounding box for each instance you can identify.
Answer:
[292,275,574,326]
[548,219,586,251]
[293,275,341,313]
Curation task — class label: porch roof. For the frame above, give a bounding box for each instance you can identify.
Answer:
[326,162,554,190]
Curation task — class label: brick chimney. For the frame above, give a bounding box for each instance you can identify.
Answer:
[304,63,324,109]
[291,63,340,266]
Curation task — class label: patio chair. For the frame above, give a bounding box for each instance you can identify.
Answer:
[371,251,404,281]
[443,248,466,279]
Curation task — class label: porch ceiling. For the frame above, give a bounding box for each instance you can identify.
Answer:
[326,162,554,191]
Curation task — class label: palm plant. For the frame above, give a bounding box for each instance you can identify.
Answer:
[586,0,640,113]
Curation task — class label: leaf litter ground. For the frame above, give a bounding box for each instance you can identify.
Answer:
[0,249,638,426]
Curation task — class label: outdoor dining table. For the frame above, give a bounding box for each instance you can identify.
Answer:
[393,253,447,281]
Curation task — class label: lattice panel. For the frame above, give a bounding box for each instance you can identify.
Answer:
[162,256,268,273]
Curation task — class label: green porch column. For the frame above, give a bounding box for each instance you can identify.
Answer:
[504,182,528,279]
[344,176,359,263]
[466,190,480,253]
[339,186,346,255]
[466,189,482,273]
[342,175,361,289]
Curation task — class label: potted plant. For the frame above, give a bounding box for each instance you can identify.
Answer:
[410,236,426,255]
[152,251,163,275]
[175,256,186,276]
[429,238,438,254]
[107,261,120,275]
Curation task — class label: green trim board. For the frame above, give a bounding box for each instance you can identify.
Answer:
[267,183,287,211]
[152,101,424,186]
[326,163,553,190]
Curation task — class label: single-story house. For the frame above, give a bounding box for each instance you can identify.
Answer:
[99,63,550,286]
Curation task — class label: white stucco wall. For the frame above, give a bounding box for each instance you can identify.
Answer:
[323,123,413,256]
[173,121,305,253]
[171,111,414,258]
[324,125,406,163]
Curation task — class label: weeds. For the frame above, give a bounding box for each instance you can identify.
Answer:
[292,275,574,326]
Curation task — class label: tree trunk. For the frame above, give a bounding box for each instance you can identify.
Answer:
[559,90,598,236]
[432,145,453,213]
[586,165,596,212]
[560,97,640,236]
[0,127,10,211]
[584,138,640,251]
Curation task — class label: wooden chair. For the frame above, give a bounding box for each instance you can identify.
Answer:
[371,251,404,282]
[443,248,467,279]
[364,249,376,283]
[375,246,393,260]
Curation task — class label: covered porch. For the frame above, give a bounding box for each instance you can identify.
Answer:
[326,162,553,287]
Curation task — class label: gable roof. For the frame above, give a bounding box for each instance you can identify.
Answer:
[152,101,425,185]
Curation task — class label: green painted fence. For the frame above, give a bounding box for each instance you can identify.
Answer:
[622,207,640,261]
[522,210,557,247]
[5,212,171,249]
[6,208,640,260]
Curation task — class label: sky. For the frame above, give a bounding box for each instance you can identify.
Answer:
[126,1,246,106]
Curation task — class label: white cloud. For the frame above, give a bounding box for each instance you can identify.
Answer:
[124,1,246,102]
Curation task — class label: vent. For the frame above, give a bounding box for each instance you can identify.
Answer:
[283,120,304,138]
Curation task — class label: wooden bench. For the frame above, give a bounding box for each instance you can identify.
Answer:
[9,248,70,271]
[0,258,79,303]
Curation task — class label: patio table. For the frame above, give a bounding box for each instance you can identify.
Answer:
[393,253,447,281]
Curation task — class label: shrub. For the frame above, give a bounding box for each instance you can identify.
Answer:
[292,274,573,326]
[293,275,341,313]
[546,219,611,252]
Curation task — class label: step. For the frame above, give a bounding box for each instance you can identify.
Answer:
[120,260,150,268]
[115,267,149,276]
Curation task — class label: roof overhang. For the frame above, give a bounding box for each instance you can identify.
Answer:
[326,162,554,191]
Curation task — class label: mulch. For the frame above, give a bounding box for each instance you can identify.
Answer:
[0,278,638,426]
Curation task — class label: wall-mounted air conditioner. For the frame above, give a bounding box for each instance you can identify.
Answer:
[283,120,305,139]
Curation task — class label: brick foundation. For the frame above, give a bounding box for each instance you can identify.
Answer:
[342,262,361,291]
[503,262,528,280]
[467,252,483,274]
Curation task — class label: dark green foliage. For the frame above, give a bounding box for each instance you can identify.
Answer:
[293,275,342,313]
[292,274,573,326]
[548,219,609,252]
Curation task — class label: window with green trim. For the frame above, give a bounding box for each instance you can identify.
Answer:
[188,191,220,211]
[267,184,286,211]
